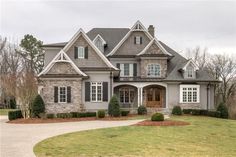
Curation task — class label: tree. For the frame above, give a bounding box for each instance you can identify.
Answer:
[32,94,45,118]
[19,34,44,74]
[108,95,120,117]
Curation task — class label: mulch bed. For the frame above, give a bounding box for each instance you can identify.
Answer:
[134,120,190,126]
[7,114,141,124]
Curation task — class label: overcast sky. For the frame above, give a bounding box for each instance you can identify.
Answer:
[1,0,236,55]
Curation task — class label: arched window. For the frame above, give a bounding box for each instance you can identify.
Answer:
[95,37,104,52]
[147,64,161,77]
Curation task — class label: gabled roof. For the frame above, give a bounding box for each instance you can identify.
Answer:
[92,34,106,45]
[181,59,199,71]
[106,21,155,57]
[62,28,118,70]
[38,50,87,77]
[137,38,172,56]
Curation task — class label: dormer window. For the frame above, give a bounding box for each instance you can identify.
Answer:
[93,34,106,53]
[186,66,193,78]
[147,64,160,77]
[134,36,142,45]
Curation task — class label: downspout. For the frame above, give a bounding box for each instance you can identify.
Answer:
[207,83,210,110]
[110,71,113,98]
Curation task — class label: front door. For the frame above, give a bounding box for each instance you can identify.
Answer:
[145,87,162,108]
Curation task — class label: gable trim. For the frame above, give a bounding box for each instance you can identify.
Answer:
[38,50,87,77]
[137,38,172,56]
[93,34,106,45]
[182,59,199,71]
[63,28,118,70]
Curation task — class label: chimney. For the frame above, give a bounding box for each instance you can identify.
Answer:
[148,25,155,37]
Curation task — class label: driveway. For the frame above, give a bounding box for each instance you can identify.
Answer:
[0,116,142,157]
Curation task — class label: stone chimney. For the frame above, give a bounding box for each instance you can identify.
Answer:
[148,25,155,37]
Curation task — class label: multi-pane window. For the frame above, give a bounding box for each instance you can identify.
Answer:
[119,88,135,104]
[78,46,84,58]
[120,63,133,77]
[135,36,141,45]
[91,82,103,102]
[59,87,67,103]
[180,85,200,103]
[186,66,194,78]
[147,64,161,77]
[95,38,104,52]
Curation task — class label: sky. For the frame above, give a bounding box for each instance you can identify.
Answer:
[1,0,236,55]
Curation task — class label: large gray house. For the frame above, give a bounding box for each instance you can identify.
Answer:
[38,21,218,113]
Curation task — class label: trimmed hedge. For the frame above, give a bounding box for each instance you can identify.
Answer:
[8,110,23,121]
[70,112,79,118]
[191,109,201,115]
[151,113,164,121]
[121,110,130,116]
[138,106,147,115]
[97,110,105,118]
[46,113,55,119]
[217,103,228,119]
[207,111,221,118]
[69,112,97,118]
[56,113,72,119]
[182,109,192,114]
[172,106,182,115]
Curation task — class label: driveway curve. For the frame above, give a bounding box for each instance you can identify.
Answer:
[0,116,142,157]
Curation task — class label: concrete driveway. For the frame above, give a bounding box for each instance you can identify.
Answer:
[0,116,142,157]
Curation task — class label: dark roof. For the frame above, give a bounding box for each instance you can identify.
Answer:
[42,28,217,82]
[86,28,130,55]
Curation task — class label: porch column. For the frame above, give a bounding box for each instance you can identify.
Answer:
[140,87,143,106]
[137,87,140,107]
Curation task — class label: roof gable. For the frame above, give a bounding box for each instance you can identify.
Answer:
[182,59,199,71]
[38,50,87,77]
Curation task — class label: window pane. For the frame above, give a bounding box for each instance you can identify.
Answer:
[147,64,160,77]
[59,87,66,102]
[183,91,187,102]
[119,90,124,103]
[78,47,84,58]
[124,64,129,76]
[136,36,141,44]
[124,89,129,103]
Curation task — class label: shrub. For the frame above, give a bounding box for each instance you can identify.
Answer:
[32,95,45,118]
[182,109,192,114]
[97,110,105,118]
[137,106,147,115]
[151,113,164,121]
[46,113,54,119]
[70,112,79,118]
[108,95,120,117]
[8,110,23,121]
[217,103,229,119]
[191,109,201,115]
[121,110,130,116]
[207,111,221,118]
[10,98,16,109]
[200,109,208,115]
[172,106,182,115]
[56,113,72,118]
[77,112,97,117]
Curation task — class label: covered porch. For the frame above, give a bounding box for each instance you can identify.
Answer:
[113,82,167,110]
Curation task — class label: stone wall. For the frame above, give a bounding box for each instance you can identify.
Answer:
[40,79,82,113]
[140,58,167,78]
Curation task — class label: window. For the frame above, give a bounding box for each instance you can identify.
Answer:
[135,36,141,45]
[180,85,200,103]
[147,64,161,77]
[59,87,67,103]
[119,88,135,104]
[78,47,84,58]
[186,66,194,78]
[120,63,133,77]
[91,82,103,102]
[95,38,104,52]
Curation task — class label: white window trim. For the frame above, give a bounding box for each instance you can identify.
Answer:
[58,86,67,103]
[147,64,161,77]
[77,46,85,59]
[180,85,200,103]
[90,82,103,102]
[120,63,133,77]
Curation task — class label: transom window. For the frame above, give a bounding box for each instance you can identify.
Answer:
[77,46,84,58]
[59,87,67,103]
[119,88,135,104]
[180,85,199,103]
[186,66,194,78]
[91,82,103,102]
[147,64,161,77]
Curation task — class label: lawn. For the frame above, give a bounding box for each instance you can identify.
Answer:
[0,109,16,115]
[34,116,236,157]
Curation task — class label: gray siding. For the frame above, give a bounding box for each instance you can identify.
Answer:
[44,48,61,67]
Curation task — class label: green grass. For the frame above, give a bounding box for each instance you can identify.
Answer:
[0,109,16,115]
[34,116,236,157]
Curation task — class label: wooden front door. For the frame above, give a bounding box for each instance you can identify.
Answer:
[145,88,162,108]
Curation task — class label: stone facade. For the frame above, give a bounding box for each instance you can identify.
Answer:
[47,62,78,75]
[66,36,107,67]
[140,58,167,78]
[40,79,82,113]
[145,43,163,55]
